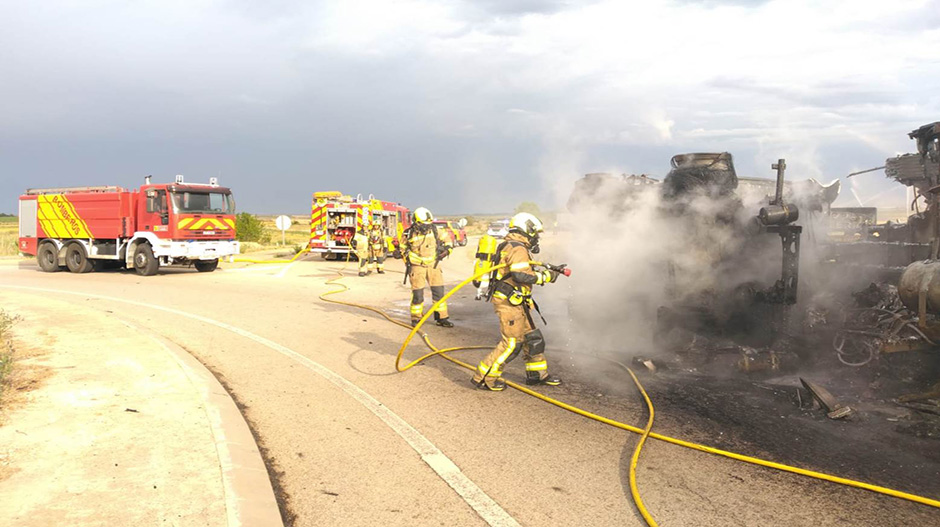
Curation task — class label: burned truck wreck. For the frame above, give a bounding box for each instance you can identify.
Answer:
[587,152,810,361]
[566,123,940,399]
[822,123,940,388]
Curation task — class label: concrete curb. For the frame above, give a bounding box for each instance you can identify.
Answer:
[124,320,284,527]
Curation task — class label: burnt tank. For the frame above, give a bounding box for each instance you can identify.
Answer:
[898,260,940,315]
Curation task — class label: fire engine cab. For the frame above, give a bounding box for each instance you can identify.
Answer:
[308,191,410,259]
[18,175,239,276]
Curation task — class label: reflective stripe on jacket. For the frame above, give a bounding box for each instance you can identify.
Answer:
[404,228,439,266]
[493,232,536,300]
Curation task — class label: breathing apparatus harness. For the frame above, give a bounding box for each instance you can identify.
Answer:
[402,222,448,286]
[477,229,562,326]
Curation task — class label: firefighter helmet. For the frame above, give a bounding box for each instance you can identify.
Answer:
[413,207,434,224]
[509,212,544,238]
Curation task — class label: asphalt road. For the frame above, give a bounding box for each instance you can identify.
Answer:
[1,250,937,527]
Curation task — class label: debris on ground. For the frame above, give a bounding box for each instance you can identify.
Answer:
[800,378,855,420]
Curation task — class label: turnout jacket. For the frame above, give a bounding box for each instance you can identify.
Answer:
[368,225,386,253]
[402,225,449,267]
[492,232,539,302]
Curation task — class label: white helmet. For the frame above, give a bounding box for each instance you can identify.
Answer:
[413,207,434,224]
[509,212,544,237]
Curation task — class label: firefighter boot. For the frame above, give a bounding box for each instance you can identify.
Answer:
[410,302,423,327]
[358,271,367,277]
[474,377,506,391]
[526,371,562,386]
[434,312,454,328]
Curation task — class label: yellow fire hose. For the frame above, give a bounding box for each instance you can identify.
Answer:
[627,367,658,527]
[232,247,311,264]
[300,256,940,522]
[399,264,940,511]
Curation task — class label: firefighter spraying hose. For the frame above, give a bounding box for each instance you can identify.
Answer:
[230,213,940,521]
[392,260,940,518]
[313,251,940,522]
[471,212,569,390]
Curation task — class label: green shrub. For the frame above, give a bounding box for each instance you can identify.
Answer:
[235,212,265,243]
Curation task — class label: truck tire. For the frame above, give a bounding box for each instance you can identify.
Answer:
[65,244,95,273]
[37,243,61,273]
[133,244,159,276]
[194,259,218,273]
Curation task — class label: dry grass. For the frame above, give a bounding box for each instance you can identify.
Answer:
[0,218,18,257]
[0,310,21,405]
[241,215,310,253]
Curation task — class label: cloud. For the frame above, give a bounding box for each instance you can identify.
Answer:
[1,0,938,214]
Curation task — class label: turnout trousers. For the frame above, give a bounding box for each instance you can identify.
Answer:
[355,244,370,273]
[409,264,448,322]
[472,300,549,387]
[366,246,386,272]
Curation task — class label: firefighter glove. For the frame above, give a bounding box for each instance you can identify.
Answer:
[536,269,559,285]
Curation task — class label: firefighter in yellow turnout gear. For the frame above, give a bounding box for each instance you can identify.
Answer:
[402,207,454,327]
[366,221,387,274]
[354,225,371,277]
[473,212,562,391]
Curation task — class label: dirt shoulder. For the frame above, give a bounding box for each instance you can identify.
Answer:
[0,292,255,526]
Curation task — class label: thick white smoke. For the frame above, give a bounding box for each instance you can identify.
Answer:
[541,171,798,359]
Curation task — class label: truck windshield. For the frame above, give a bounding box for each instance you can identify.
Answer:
[170,192,235,214]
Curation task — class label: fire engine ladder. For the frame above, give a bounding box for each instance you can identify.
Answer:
[25,186,123,195]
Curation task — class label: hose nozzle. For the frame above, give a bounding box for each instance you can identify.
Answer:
[544,263,572,277]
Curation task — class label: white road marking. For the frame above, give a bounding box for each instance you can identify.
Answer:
[274,261,296,278]
[2,285,520,527]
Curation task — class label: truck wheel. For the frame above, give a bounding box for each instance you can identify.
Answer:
[194,259,218,273]
[133,244,159,276]
[37,243,61,273]
[65,244,95,273]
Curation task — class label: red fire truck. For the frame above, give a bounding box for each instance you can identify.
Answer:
[18,175,239,276]
[308,191,410,259]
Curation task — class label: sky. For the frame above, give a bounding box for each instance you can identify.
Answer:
[1,0,939,215]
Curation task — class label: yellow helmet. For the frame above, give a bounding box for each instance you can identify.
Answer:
[509,212,543,237]
[413,207,434,224]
